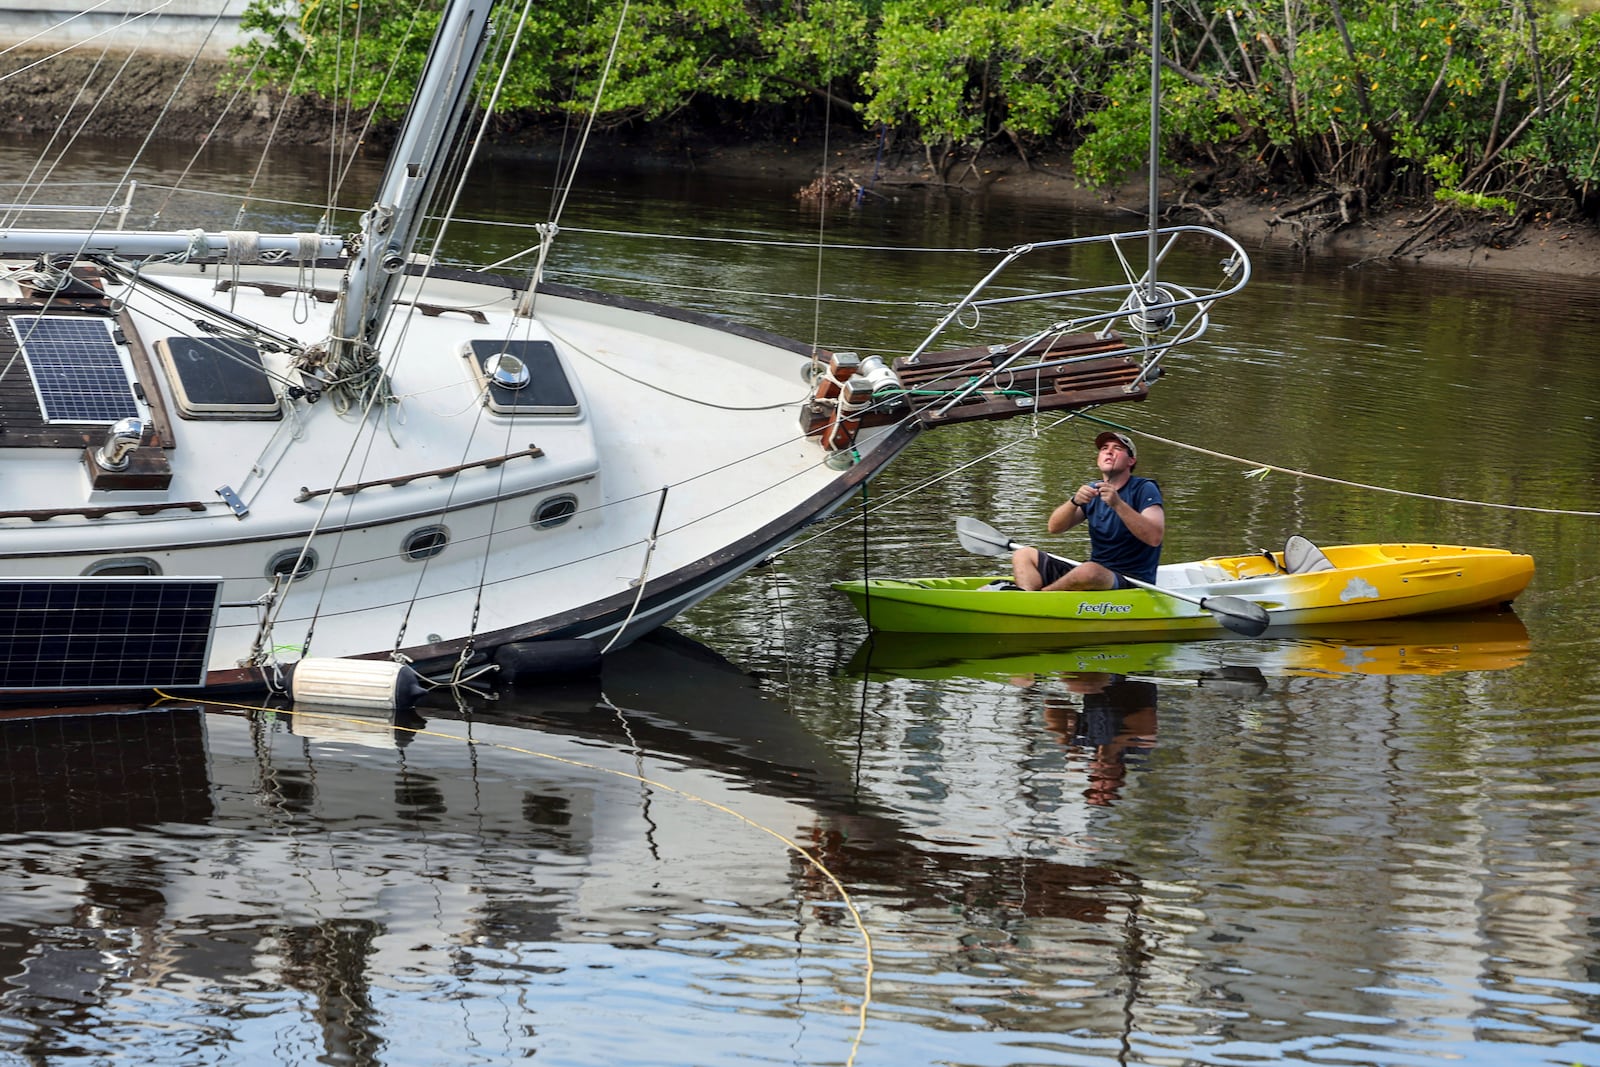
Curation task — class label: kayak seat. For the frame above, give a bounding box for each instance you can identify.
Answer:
[1284,535,1336,574]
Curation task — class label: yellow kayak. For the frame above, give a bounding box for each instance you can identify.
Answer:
[834,542,1535,636]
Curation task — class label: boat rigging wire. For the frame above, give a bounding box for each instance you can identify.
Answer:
[226,0,352,231]
[273,0,566,673]
[377,0,543,673]
[808,71,838,372]
[145,44,276,231]
[479,219,1017,256]
[0,46,124,230]
[0,2,173,80]
[1125,427,1600,518]
[602,487,670,654]
[155,691,876,1067]
[518,0,632,312]
[781,394,1600,566]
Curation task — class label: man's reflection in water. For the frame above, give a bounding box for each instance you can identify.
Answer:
[1039,673,1158,806]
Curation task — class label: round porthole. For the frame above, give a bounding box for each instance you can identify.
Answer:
[403,525,450,561]
[82,557,163,576]
[267,548,318,582]
[532,494,578,530]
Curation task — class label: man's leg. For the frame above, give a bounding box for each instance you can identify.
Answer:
[1011,546,1047,590]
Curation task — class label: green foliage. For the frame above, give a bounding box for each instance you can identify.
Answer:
[1072,65,1152,191]
[233,0,1600,216]
[1434,187,1517,213]
[235,0,440,116]
[861,0,1120,150]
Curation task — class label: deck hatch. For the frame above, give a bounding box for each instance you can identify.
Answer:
[155,336,281,419]
[9,315,141,424]
[464,339,580,416]
[0,578,222,690]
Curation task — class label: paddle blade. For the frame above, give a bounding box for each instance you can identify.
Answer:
[1201,595,1271,637]
[955,516,1017,558]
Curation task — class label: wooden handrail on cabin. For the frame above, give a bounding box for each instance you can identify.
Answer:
[296,446,546,502]
[0,500,209,522]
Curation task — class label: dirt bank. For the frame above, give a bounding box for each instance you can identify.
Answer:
[677,134,1600,281]
[4,48,1597,280]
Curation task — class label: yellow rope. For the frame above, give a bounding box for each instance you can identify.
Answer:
[157,690,874,1064]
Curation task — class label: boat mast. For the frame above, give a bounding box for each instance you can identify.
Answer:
[1146,0,1161,310]
[1135,0,1174,335]
[328,0,496,362]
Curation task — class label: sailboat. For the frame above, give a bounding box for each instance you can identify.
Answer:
[0,0,1248,700]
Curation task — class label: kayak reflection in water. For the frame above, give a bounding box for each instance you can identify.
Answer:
[1039,672,1159,806]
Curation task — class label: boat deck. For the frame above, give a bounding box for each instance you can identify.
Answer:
[0,264,193,499]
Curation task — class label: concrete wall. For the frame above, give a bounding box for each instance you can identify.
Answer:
[0,0,250,59]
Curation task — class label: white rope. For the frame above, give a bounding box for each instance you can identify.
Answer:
[223,231,261,264]
[1129,428,1600,517]
[780,407,1600,563]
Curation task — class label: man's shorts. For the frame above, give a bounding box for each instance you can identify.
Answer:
[1034,549,1139,590]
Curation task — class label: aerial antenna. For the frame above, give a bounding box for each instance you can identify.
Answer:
[1129,0,1174,335]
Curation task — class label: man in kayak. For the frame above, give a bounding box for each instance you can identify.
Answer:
[1011,430,1165,590]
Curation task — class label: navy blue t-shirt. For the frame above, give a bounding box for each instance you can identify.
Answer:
[1083,475,1163,584]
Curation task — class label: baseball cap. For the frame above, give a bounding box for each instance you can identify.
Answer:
[1094,431,1137,460]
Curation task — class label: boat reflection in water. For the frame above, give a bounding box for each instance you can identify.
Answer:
[0,628,1150,1064]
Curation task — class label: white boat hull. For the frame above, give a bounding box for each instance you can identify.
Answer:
[0,259,917,694]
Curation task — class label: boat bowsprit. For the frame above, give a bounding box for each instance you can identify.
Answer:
[835,541,1535,635]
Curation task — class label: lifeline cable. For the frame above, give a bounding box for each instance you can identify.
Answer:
[782,402,1600,567]
[158,690,876,1066]
[1087,418,1600,518]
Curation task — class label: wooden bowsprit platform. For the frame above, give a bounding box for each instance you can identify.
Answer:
[895,331,1147,426]
[801,331,1148,450]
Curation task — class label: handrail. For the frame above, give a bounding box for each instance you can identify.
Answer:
[901,225,1252,368]
[295,445,546,502]
[0,180,138,229]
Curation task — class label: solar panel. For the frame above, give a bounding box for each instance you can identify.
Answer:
[10,315,141,424]
[0,579,222,689]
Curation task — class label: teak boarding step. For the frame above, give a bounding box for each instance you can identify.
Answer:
[895,331,1147,426]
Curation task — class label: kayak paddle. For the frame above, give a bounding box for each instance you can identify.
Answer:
[953,515,1271,638]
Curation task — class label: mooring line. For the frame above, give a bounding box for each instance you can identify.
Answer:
[1080,416,1600,518]
[157,691,874,1064]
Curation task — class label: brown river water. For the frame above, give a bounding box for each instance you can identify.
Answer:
[1,133,1599,1065]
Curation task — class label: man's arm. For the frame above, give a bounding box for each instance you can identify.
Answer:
[1046,484,1099,533]
[1114,501,1164,546]
[1096,481,1164,546]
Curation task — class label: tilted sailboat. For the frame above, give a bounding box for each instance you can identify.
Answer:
[0,0,1248,699]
